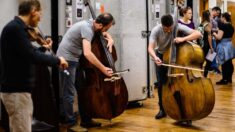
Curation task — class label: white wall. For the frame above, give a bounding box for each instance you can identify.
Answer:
[0,0,19,32]
[39,0,51,36]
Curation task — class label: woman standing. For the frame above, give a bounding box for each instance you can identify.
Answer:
[200,10,214,77]
[213,12,235,85]
[178,7,195,29]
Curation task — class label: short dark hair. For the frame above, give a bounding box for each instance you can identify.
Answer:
[212,6,221,17]
[19,0,41,16]
[161,14,174,27]
[222,12,231,22]
[212,6,221,11]
[95,13,115,26]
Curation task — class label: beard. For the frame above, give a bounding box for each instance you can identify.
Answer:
[29,15,40,27]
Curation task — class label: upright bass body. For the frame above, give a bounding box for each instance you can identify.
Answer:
[162,42,215,121]
[77,33,128,120]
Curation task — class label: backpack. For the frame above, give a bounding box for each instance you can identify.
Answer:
[197,22,209,47]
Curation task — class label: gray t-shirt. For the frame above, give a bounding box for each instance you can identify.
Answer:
[149,23,193,54]
[56,20,94,62]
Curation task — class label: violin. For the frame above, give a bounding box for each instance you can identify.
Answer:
[27,26,70,75]
[27,27,52,49]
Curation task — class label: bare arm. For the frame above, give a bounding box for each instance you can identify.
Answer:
[175,29,201,43]
[148,42,162,65]
[213,29,224,40]
[83,39,113,76]
[205,23,214,52]
[103,32,114,53]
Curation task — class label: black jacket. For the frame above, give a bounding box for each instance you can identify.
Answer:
[0,16,60,93]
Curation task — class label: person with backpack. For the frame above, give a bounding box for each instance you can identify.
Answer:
[200,10,214,77]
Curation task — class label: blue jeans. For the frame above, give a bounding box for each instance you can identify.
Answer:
[59,61,78,124]
[211,38,218,69]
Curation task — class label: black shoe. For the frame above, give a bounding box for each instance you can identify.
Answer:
[216,79,228,85]
[32,119,55,131]
[155,110,166,119]
[80,120,102,128]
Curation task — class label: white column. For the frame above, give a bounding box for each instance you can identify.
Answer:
[209,0,217,9]
[224,0,227,12]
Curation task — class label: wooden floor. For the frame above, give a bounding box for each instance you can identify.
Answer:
[60,71,235,132]
[1,70,234,132]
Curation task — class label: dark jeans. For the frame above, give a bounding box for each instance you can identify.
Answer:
[204,59,212,77]
[155,51,168,110]
[203,45,212,77]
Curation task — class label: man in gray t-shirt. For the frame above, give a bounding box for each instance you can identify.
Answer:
[148,14,201,119]
[56,13,115,129]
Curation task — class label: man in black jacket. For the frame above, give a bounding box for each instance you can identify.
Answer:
[0,1,68,132]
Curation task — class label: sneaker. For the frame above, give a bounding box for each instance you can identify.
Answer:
[80,120,101,128]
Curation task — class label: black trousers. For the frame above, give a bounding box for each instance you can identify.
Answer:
[222,59,234,81]
[155,51,168,110]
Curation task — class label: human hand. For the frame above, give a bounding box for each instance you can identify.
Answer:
[154,56,162,66]
[174,37,186,43]
[105,37,114,53]
[58,57,68,69]
[103,32,114,53]
[42,38,52,49]
[101,67,113,77]
[210,48,214,53]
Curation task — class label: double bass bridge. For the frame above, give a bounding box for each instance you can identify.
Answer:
[104,75,121,82]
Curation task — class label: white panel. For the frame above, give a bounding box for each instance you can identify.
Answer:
[0,0,18,32]
[209,0,217,9]
[39,0,51,36]
[120,0,148,101]
[58,0,66,35]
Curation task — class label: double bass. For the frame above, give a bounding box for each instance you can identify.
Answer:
[161,0,215,124]
[77,0,128,120]
[162,41,215,123]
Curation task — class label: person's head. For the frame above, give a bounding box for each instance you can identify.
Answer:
[94,13,115,32]
[221,12,231,23]
[161,14,174,33]
[18,0,42,27]
[179,7,192,20]
[212,6,221,18]
[202,10,211,23]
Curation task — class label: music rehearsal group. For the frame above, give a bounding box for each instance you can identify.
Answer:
[0,0,235,132]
